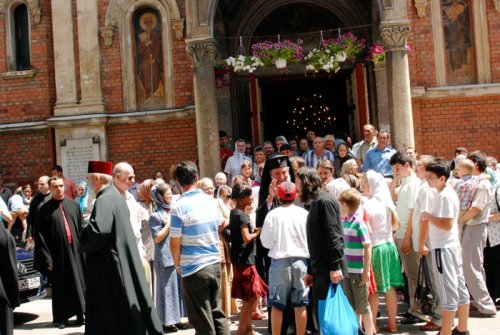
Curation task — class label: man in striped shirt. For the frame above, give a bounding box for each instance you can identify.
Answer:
[303,136,334,168]
[170,161,229,335]
[339,189,374,335]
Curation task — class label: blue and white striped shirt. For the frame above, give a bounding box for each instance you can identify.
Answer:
[171,189,221,277]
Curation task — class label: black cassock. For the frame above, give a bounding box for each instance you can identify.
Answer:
[0,222,19,335]
[79,185,162,335]
[35,197,86,323]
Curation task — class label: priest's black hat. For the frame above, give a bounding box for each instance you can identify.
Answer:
[266,155,290,171]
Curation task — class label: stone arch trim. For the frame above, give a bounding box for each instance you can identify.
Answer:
[227,0,369,39]
[107,0,179,112]
[103,0,184,46]
[105,0,180,28]
[0,0,41,24]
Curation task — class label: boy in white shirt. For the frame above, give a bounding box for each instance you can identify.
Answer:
[419,158,470,335]
[260,181,310,335]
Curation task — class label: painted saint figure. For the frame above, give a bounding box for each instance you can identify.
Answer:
[135,10,164,108]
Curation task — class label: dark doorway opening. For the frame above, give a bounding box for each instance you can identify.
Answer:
[259,73,351,142]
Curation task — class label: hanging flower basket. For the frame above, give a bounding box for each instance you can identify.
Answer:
[251,39,304,68]
[304,48,341,73]
[334,32,365,61]
[225,55,264,73]
[305,32,365,74]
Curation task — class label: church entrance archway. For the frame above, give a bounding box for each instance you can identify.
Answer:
[214,0,373,145]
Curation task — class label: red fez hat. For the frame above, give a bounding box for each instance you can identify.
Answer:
[88,161,113,175]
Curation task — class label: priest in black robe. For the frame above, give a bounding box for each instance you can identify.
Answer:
[79,161,162,335]
[0,204,18,335]
[26,175,51,239]
[34,176,86,328]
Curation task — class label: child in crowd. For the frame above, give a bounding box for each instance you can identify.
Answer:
[338,189,375,335]
[230,184,268,335]
[420,158,470,335]
[260,182,310,335]
[451,159,478,213]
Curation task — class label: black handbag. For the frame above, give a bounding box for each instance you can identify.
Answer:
[415,256,436,316]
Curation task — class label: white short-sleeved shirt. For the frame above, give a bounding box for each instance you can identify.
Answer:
[395,174,421,239]
[362,197,393,247]
[411,180,436,252]
[260,204,309,259]
[428,185,460,249]
[326,178,350,199]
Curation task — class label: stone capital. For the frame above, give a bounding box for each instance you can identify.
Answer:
[414,0,428,18]
[186,39,217,67]
[172,19,185,40]
[494,0,500,12]
[380,21,411,51]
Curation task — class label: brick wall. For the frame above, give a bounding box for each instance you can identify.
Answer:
[107,116,198,181]
[413,96,500,160]
[407,0,437,88]
[0,0,55,123]
[487,0,500,82]
[0,130,51,189]
[97,0,194,112]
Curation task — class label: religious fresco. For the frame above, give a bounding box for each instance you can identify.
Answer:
[442,0,476,85]
[134,8,166,110]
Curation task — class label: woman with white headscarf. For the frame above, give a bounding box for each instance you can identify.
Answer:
[361,170,404,333]
[149,183,186,332]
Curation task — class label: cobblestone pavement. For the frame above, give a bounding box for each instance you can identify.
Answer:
[14,296,499,334]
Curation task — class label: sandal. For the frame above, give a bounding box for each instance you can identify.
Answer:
[380,325,398,333]
[163,324,178,333]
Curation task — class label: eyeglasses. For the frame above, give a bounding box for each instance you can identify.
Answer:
[120,174,135,181]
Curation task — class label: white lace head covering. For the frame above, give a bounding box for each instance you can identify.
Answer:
[366,170,395,210]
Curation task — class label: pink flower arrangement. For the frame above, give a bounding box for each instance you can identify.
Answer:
[251,39,304,67]
[367,44,385,65]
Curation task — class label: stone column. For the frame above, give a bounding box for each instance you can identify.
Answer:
[380,21,414,151]
[51,0,78,114]
[76,0,104,113]
[373,62,390,132]
[186,39,220,178]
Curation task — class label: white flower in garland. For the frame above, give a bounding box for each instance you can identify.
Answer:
[226,55,264,73]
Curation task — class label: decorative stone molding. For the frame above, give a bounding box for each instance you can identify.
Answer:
[0,0,41,24]
[1,69,36,79]
[414,0,427,18]
[172,19,185,40]
[99,27,114,47]
[412,83,500,98]
[186,40,217,66]
[380,21,411,50]
[494,0,500,11]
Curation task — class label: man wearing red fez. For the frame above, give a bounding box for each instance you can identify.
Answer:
[79,161,162,335]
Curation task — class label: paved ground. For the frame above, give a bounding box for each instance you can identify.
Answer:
[13,296,500,334]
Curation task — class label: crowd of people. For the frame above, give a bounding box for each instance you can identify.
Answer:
[0,124,499,335]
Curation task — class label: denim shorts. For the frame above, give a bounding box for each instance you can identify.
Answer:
[268,257,309,311]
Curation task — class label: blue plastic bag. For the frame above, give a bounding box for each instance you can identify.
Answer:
[318,283,359,335]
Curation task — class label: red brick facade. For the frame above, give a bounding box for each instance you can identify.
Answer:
[0,0,499,189]
[408,0,500,159]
